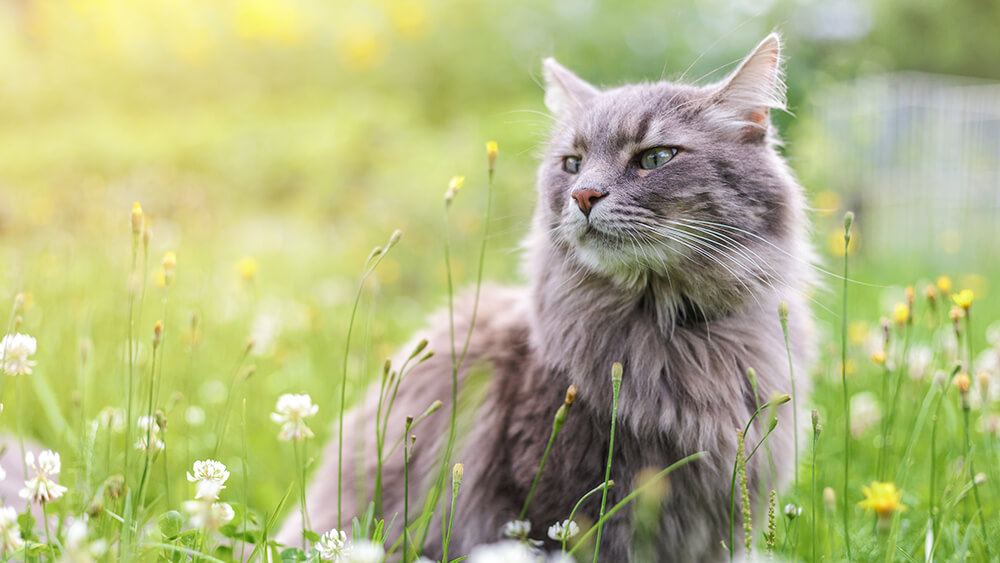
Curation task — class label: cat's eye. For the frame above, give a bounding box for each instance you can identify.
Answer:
[562,156,582,174]
[638,147,678,170]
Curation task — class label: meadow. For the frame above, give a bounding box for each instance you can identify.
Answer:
[2,0,1000,561]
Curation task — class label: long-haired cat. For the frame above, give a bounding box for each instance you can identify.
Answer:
[279,33,814,562]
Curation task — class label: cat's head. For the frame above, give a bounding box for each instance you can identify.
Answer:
[534,34,805,315]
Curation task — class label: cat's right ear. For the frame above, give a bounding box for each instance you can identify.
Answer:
[542,58,599,120]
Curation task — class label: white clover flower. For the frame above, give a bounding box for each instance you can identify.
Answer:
[501,519,532,539]
[784,503,802,519]
[0,506,24,554]
[61,518,106,563]
[546,519,580,542]
[270,393,318,441]
[0,333,37,376]
[468,541,537,563]
[315,528,350,562]
[186,459,230,499]
[347,540,385,563]
[135,416,165,453]
[182,498,234,529]
[19,450,68,504]
[96,407,125,433]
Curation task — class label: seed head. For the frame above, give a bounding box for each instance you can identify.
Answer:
[843,211,855,240]
[388,229,403,248]
[611,362,623,384]
[452,463,464,485]
[924,285,936,303]
[152,321,163,348]
[778,301,789,322]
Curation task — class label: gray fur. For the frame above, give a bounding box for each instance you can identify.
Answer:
[280,33,814,562]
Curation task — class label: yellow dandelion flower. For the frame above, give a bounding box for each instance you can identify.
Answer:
[952,289,974,310]
[892,303,909,325]
[238,257,259,282]
[858,481,906,519]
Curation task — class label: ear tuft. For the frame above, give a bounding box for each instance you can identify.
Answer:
[542,58,600,120]
[706,33,786,140]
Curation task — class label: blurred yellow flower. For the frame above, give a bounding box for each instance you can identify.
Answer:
[953,289,974,310]
[238,257,259,282]
[892,303,909,325]
[871,350,886,365]
[233,0,304,45]
[936,276,952,294]
[337,26,385,69]
[827,228,858,257]
[848,321,869,345]
[954,372,971,394]
[131,202,143,235]
[388,0,428,40]
[814,191,841,217]
[858,481,905,519]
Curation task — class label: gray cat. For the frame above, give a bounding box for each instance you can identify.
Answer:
[279,33,815,562]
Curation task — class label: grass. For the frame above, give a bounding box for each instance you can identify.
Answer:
[3,137,1000,560]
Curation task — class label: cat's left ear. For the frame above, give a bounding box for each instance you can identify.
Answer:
[706,33,786,141]
[542,58,599,120]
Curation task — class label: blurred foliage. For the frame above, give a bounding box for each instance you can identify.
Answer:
[0,0,998,526]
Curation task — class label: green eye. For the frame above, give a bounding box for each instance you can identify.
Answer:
[563,156,582,174]
[638,147,678,170]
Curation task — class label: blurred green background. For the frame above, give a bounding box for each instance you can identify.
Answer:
[1,0,999,517]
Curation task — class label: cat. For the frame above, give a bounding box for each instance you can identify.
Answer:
[278,33,815,562]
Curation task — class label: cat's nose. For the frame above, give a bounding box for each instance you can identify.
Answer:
[571,188,605,217]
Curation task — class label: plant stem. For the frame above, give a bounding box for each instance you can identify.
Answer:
[963,405,991,559]
[779,307,798,495]
[568,452,706,557]
[593,363,623,563]
[564,482,610,552]
[338,238,395,529]
[840,213,853,561]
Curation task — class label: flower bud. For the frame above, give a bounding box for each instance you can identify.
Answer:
[131,203,143,235]
[486,141,499,173]
[152,321,163,348]
[565,385,577,406]
[843,211,854,240]
[452,463,464,485]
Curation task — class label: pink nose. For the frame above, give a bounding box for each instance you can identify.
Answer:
[571,188,604,217]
